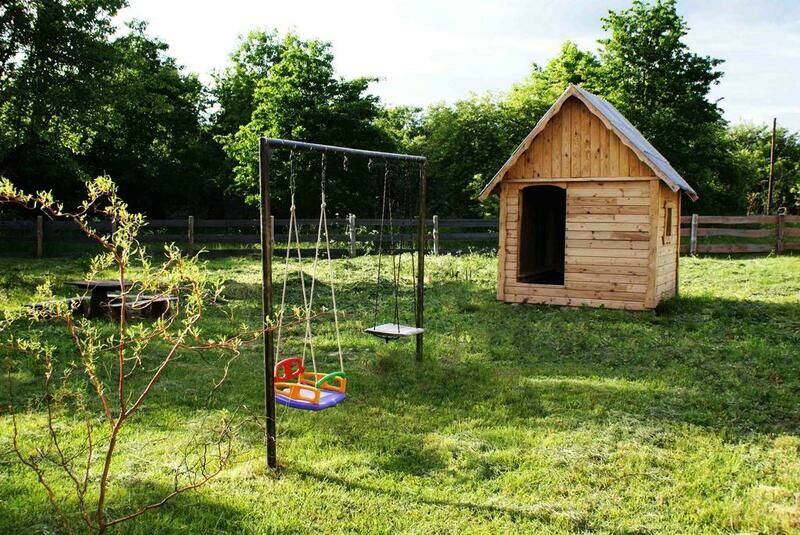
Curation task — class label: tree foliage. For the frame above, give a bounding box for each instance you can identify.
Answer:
[0,3,221,217]
[598,0,730,212]
[727,124,800,213]
[85,23,220,217]
[220,32,392,217]
[0,0,126,198]
[2,0,799,220]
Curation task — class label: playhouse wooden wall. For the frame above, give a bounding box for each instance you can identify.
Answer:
[505,97,655,180]
[496,96,680,310]
[499,180,654,310]
[654,182,681,302]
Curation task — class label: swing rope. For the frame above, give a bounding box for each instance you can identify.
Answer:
[372,161,388,329]
[275,151,346,378]
[321,156,345,372]
[304,153,344,374]
[388,178,401,332]
[276,151,312,364]
[372,161,414,334]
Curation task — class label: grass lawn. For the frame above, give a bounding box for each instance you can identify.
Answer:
[1,252,799,533]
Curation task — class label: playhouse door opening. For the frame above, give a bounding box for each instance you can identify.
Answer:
[518,185,566,285]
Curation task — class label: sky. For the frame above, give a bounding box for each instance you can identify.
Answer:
[116,0,800,131]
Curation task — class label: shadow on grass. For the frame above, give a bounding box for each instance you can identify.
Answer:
[103,274,800,442]
[290,468,590,530]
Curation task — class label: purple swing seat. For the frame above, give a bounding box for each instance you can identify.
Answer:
[276,389,347,411]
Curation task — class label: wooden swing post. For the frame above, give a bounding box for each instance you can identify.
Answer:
[258,138,277,470]
[416,164,426,362]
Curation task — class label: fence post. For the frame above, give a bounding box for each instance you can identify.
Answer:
[777,207,786,254]
[187,215,195,252]
[348,213,357,256]
[689,213,698,256]
[36,216,43,258]
[432,215,439,255]
[270,215,275,247]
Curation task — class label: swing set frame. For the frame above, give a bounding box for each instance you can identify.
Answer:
[258,137,427,469]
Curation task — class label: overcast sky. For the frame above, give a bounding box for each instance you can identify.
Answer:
[117,0,800,131]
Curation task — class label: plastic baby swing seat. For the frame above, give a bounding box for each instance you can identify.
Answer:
[272,154,348,412]
[274,357,347,411]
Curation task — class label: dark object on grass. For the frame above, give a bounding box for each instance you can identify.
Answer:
[64,279,133,318]
[104,294,179,320]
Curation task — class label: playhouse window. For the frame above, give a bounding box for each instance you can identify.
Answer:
[665,207,673,237]
[518,185,566,285]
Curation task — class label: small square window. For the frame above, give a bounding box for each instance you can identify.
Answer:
[665,207,673,237]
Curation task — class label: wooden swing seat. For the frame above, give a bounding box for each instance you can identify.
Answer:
[364,323,424,340]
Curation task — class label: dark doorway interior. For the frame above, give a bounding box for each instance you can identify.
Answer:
[518,185,566,284]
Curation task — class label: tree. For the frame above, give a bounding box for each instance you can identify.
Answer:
[507,41,602,119]
[420,94,527,217]
[0,0,126,200]
[0,3,231,218]
[727,124,800,213]
[83,22,221,217]
[374,105,425,155]
[0,0,32,85]
[417,43,601,218]
[1,176,242,533]
[598,0,729,212]
[221,33,390,217]
[211,29,284,139]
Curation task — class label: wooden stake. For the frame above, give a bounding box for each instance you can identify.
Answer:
[349,213,357,256]
[777,207,785,254]
[690,213,698,256]
[270,215,275,247]
[36,216,43,258]
[187,216,194,252]
[432,215,439,255]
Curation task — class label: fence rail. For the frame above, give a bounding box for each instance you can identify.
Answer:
[1,215,500,257]
[680,212,800,254]
[3,213,799,258]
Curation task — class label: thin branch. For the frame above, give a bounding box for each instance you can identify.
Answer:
[8,375,74,535]
[103,429,233,530]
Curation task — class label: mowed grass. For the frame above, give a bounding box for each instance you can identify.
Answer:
[1,252,799,533]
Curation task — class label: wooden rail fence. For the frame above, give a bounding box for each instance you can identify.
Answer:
[680,211,800,254]
[1,215,499,257]
[3,213,799,257]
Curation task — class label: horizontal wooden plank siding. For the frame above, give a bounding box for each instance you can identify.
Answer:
[502,292,647,310]
[499,179,651,308]
[654,183,679,302]
[564,181,649,306]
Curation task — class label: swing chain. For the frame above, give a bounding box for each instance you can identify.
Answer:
[372,163,390,329]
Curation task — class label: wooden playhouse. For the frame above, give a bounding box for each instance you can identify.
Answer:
[479,84,698,310]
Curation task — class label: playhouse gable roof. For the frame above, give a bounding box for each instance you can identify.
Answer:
[478,84,698,201]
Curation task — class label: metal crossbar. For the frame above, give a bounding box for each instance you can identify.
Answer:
[263,138,426,163]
